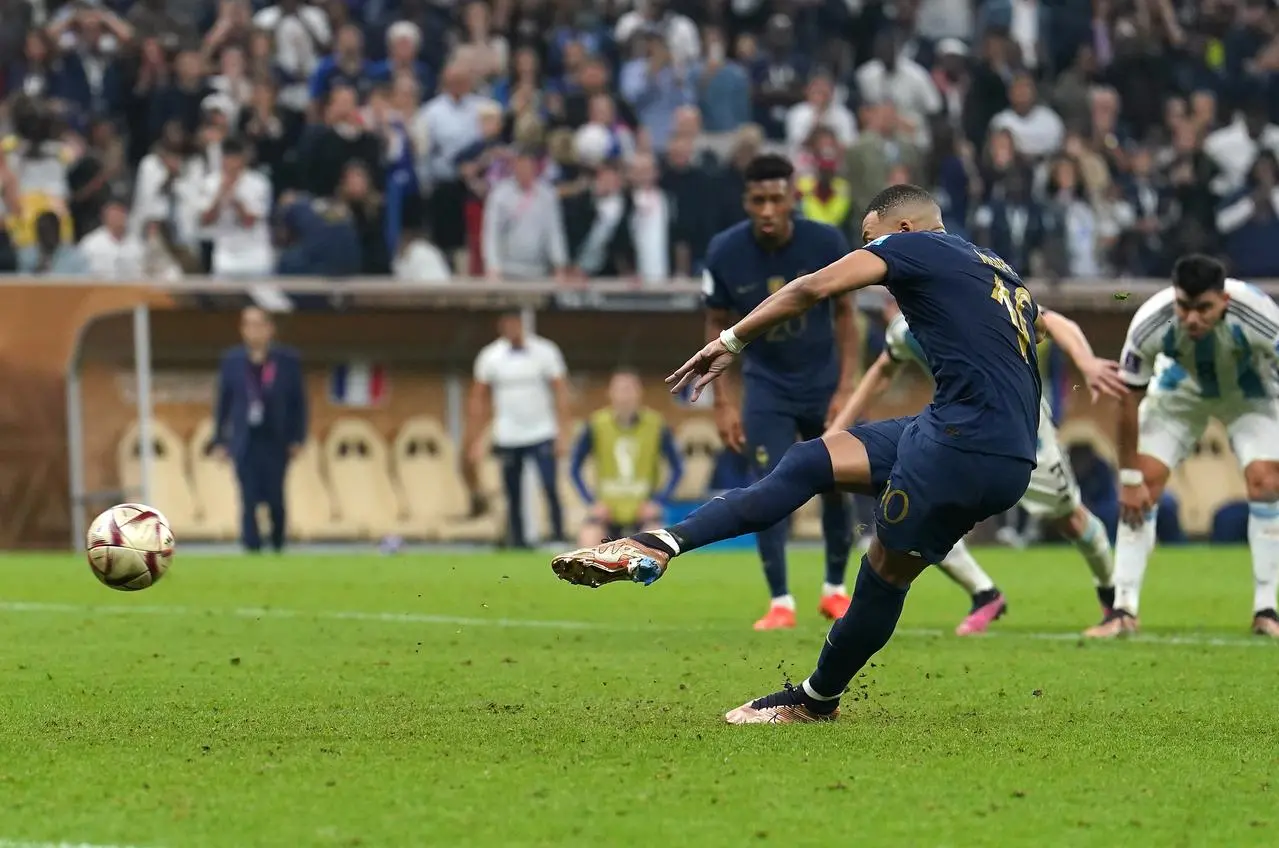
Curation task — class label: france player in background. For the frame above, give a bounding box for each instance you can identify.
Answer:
[701,154,858,630]
[552,185,1044,724]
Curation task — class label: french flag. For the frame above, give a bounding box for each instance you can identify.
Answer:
[329,362,388,407]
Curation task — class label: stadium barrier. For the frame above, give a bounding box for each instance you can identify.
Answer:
[0,275,1270,550]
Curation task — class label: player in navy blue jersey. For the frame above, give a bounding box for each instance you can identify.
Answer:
[701,154,858,630]
[550,184,1043,724]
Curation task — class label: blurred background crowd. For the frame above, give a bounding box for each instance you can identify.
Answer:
[2,0,1279,284]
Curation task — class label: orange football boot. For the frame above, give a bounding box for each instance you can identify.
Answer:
[818,592,852,620]
[754,604,797,630]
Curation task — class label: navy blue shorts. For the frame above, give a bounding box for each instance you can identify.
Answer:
[848,416,1033,563]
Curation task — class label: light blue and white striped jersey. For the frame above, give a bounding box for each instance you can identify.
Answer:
[1118,279,1279,400]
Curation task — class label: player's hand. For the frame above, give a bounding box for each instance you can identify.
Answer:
[1119,480,1152,529]
[667,338,736,401]
[211,444,228,463]
[1081,357,1129,403]
[554,433,570,458]
[588,502,611,522]
[713,403,746,452]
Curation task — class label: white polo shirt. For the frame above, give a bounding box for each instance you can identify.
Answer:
[473,334,567,448]
[197,169,275,277]
[79,226,145,279]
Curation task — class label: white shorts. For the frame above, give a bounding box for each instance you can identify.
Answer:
[1139,392,1279,470]
[1020,412,1082,520]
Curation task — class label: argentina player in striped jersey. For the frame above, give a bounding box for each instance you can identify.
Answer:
[1090,255,1279,639]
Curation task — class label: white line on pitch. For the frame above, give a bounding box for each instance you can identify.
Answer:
[0,601,1272,648]
[0,843,130,848]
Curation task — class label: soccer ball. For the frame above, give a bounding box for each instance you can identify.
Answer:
[86,503,175,591]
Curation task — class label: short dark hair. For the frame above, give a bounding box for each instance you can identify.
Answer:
[743,154,795,184]
[222,137,247,157]
[865,184,937,218]
[1172,254,1226,298]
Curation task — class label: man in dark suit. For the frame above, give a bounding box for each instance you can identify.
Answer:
[213,307,308,552]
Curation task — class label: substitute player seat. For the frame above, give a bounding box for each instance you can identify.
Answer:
[117,418,200,538]
[1168,420,1246,537]
[324,418,406,539]
[392,416,478,540]
[435,424,505,543]
[285,438,346,540]
[186,418,240,541]
[673,417,720,501]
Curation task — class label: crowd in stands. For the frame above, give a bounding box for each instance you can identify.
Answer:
[2,0,1279,283]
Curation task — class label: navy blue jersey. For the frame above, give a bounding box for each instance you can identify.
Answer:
[862,231,1041,462]
[703,219,851,405]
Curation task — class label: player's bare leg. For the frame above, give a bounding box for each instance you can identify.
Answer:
[1048,505,1117,620]
[1085,455,1167,638]
[1243,460,1279,637]
[552,433,869,589]
[938,541,1007,635]
[725,537,927,724]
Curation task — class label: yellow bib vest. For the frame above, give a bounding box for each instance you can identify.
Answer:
[796,175,853,228]
[589,408,665,525]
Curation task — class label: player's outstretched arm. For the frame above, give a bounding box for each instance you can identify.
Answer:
[1040,309,1128,402]
[731,250,889,344]
[668,251,888,399]
[824,352,900,436]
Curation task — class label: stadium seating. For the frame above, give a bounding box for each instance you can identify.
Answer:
[673,417,719,501]
[424,422,505,543]
[324,418,407,539]
[1167,421,1245,537]
[391,416,456,539]
[187,418,239,540]
[285,438,344,541]
[117,419,200,537]
[392,415,506,541]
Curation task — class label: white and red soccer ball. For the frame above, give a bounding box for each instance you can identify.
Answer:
[86,503,175,591]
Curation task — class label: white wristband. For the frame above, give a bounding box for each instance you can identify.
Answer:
[1119,468,1144,487]
[719,328,747,354]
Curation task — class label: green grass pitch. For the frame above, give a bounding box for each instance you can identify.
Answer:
[0,546,1276,847]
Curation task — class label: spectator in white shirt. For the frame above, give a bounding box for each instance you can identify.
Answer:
[1204,99,1279,197]
[80,198,144,279]
[130,133,203,247]
[615,0,700,68]
[253,0,331,111]
[466,312,571,547]
[417,61,484,263]
[855,31,942,147]
[483,148,569,280]
[627,152,670,284]
[989,72,1065,159]
[197,138,274,277]
[393,229,452,283]
[785,73,857,158]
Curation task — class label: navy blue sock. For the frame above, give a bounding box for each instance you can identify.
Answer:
[820,491,852,586]
[666,439,835,554]
[756,521,789,597]
[805,555,909,700]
